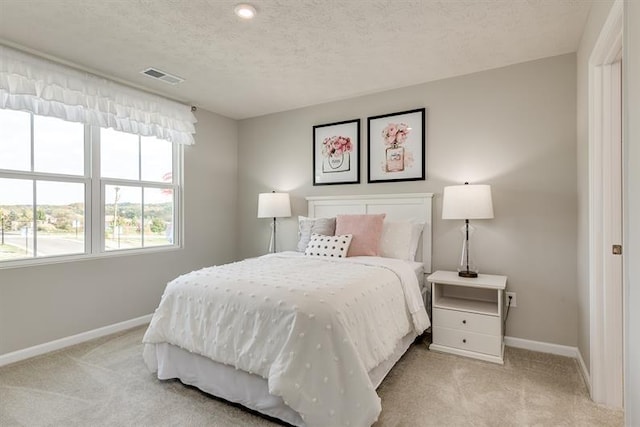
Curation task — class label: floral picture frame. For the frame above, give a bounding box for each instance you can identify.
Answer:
[367,108,426,183]
[313,119,360,186]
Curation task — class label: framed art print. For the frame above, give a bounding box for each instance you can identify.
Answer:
[313,119,360,185]
[367,108,426,183]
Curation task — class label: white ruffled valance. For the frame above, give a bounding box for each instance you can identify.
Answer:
[0,45,197,145]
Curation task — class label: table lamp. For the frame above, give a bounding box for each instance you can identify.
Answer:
[442,182,494,277]
[257,191,291,253]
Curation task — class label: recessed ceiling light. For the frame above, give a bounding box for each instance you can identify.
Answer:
[234,3,257,19]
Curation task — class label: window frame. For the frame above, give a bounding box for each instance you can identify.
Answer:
[0,110,183,269]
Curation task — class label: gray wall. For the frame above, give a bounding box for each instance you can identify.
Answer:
[575,0,615,377]
[0,109,238,355]
[624,0,640,423]
[238,54,578,346]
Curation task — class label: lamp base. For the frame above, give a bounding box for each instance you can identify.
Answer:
[458,270,478,278]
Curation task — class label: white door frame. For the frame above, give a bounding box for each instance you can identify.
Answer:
[588,0,624,408]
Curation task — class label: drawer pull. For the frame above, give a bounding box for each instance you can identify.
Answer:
[462,339,467,344]
[462,320,467,324]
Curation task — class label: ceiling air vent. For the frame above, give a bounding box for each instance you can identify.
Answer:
[140,67,184,85]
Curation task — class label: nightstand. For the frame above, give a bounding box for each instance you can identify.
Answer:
[427,270,507,364]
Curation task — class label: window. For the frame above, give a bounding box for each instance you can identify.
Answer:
[0,108,181,265]
[101,129,175,251]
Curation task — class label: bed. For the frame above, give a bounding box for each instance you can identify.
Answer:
[143,193,433,427]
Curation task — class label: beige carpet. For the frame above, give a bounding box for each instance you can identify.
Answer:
[0,326,622,426]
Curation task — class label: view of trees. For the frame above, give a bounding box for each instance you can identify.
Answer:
[0,202,173,260]
[1,202,171,232]
[0,203,83,233]
[105,202,172,235]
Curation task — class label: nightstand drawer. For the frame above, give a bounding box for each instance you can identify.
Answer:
[432,308,501,336]
[432,326,502,356]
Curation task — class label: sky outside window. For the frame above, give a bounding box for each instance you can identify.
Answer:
[0,109,31,171]
[141,136,172,183]
[1,111,174,204]
[101,128,139,180]
[34,115,84,175]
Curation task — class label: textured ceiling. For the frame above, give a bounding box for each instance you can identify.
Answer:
[0,0,591,119]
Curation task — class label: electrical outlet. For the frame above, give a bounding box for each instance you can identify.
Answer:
[506,292,517,308]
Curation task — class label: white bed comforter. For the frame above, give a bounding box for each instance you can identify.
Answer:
[142,252,429,427]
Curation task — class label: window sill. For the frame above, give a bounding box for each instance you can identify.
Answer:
[0,245,183,270]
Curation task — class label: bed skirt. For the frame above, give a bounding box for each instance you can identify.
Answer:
[144,331,418,426]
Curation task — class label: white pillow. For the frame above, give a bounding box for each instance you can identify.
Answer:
[297,216,336,252]
[379,221,424,261]
[408,222,425,260]
[304,233,353,258]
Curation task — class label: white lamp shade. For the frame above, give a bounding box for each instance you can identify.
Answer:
[442,184,494,220]
[257,192,291,218]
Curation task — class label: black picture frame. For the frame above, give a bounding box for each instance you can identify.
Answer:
[367,108,426,183]
[313,119,360,186]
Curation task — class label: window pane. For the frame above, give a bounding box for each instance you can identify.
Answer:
[144,187,173,247]
[0,178,33,260]
[0,109,31,172]
[105,185,142,251]
[101,129,139,179]
[141,136,172,183]
[35,181,85,257]
[34,115,84,175]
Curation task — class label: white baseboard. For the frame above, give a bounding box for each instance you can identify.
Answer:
[504,335,579,358]
[0,314,152,367]
[504,336,591,392]
[0,320,596,389]
[576,349,592,393]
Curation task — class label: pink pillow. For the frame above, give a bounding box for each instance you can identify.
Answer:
[335,214,386,256]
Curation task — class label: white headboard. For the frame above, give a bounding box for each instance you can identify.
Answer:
[306,193,434,273]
